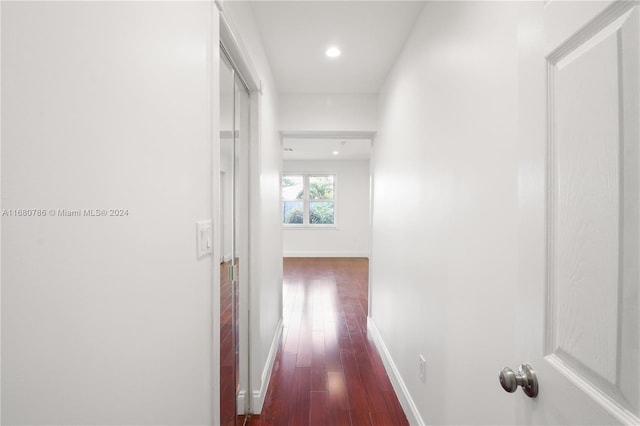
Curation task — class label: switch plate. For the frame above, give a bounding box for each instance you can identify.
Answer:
[196,220,212,258]
[419,355,426,383]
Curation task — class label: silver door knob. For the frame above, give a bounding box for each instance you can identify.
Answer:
[499,364,538,398]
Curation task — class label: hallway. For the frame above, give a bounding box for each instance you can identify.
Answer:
[3,1,640,424]
[249,258,407,426]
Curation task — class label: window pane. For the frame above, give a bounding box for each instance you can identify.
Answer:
[282,176,303,200]
[309,176,334,200]
[283,201,304,224]
[310,201,334,224]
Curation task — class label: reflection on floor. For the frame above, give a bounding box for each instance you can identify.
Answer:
[248,257,408,426]
[220,260,236,426]
[220,260,245,426]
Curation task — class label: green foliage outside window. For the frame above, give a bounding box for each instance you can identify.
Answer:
[310,202,334,224]
[286,208,304,224]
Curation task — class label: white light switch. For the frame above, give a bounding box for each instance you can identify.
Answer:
[196,220,212,258]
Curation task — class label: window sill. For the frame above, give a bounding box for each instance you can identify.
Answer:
[283,225,339,230]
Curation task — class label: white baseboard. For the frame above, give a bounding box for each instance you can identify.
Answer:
[237,390,247,414]
[283,250,369,258]
[251,317,283,414]
[367,317,425,426]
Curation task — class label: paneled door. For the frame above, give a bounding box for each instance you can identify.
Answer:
[516,1,639,424]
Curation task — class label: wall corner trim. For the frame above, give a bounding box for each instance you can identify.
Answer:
[367,317,425,426]
[251,317,284,414]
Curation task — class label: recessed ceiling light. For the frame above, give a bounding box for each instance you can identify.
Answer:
[326,46,341,58]
[332,151,339,155]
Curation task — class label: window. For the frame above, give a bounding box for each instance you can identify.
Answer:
[282,174,336,226]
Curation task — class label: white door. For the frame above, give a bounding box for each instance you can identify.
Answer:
[516,1,640,424]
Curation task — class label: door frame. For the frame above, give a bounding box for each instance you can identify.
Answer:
[279,130,376,315]
[214,5,262,422]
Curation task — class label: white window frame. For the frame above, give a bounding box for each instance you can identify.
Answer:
[282,173,337,228]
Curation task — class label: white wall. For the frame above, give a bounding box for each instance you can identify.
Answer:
[220,1,284,414]
[283,160,370,258]
[370,2,519,424]
[2,2,215,424]
[280,94,377,132]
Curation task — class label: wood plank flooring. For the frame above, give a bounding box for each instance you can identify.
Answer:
[248,257,408,426]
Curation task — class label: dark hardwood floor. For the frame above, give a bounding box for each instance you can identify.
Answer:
[247,257,408,426]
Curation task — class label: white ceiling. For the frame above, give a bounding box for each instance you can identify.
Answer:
[283,138,371,161]
[249,1,425,94]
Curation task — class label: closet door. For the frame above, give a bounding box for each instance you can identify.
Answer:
[219,53,236,426]
[220,49,251,426]
[233,65,251,422]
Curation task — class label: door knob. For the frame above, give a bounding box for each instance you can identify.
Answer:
[499,364,538,397]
